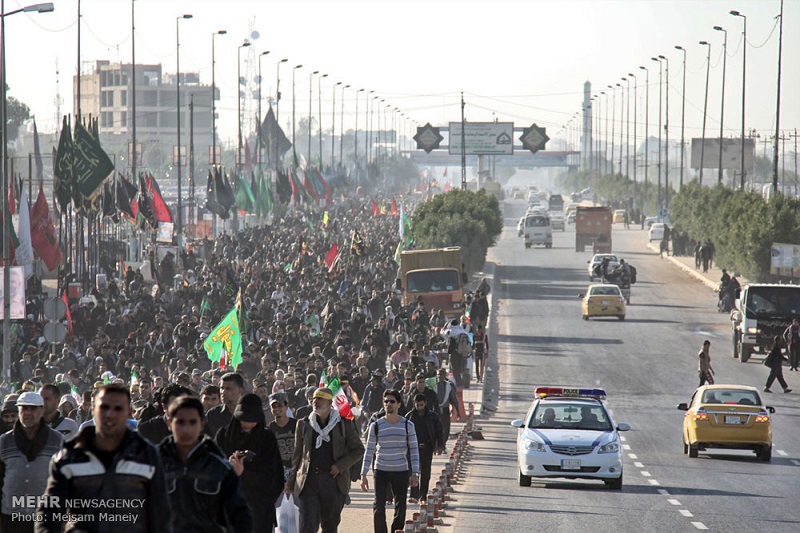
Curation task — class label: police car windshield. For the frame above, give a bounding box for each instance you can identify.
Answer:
[529,402,612,431]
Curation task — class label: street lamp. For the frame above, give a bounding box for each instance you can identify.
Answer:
[331,81,342,167]
[658,54,669,208]
[307,70,319,162]
[257,50,270,168]
[714,25,728,184]
[175,14,192,250]
[291,64,303,160]
[211,30,227,171]
[1,1,54,379]
[339,84,349,166]
[318,73,327,167]
[622,76,630,178]
[601,91,609,174]
[628,73,637,189]
[651,57,663,211]
[235,40,250,231]
[275,58,288,123]
[699,41,712,185]
[730,10,747,189]
[616,82,623,174]
[675,46,687,189]
[608,84,616,174]
[355,88,364,166]
[639,65,650,211]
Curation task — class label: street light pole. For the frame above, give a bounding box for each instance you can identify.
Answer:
[639,65,650,212]
[622,77,630,178]
[275,58,288,123]
[658,54,669,208]
[616,83,624,174]
[308,70,319,163]
[731,10,747,190]
[675,46,687,189]
[1,1,54,379]
[175,14,192,251]
[339,84,350,166]
[699,41,711,185]
[257,50,270,169]
[608,85,616,174]
[210,30,226,237]
[602,91,609,174]
[628,73,637,191]
[235,41,251,230]
[318,73,327,167]
[652,57,663,212]
[292,64,303,161]
[714,25,727,184]
[355,88,364,169]
[331,81,341,168]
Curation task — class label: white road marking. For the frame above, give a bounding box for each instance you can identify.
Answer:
[633,462,644,468]
[622,444,631,450]
[667,499,681,506]
[657,489,670,496]
[619,436,626,442]
[692,522,709,530]
[628,453,638,459]
[776,450,788,456]
[641,471,651,477]
[648,479,660,485]
[790,459,800,466]
[680,510,694,517]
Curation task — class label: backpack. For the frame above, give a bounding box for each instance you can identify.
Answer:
[629,265,637,284]
[455,333,472,357]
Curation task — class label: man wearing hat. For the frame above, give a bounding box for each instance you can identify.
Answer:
[215,393,284,532]
[0,392,64,532]
[287,387,364,533]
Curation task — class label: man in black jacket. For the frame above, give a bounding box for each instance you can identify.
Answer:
[404,393,444,504]
[36,383,173,533]
[205,372,244,436]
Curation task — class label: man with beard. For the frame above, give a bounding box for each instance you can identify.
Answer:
[205,372,244,436]
[287,388,364,533]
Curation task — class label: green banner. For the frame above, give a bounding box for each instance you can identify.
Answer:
[203,307,243,369]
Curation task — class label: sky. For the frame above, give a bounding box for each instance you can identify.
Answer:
[4,0,799,155]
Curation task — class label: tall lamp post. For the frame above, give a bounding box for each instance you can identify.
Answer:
[675,46,687,189]
[699,41,711,185]
[257,50,270,168]
[210,30,226,171]
[331,81,341,168]
[318,73,327,166]
[622,76,630,178]
[658,54,670,208]
[652,57,663,211]
[639,65,650,212]
[602,91,609,174]
[354,88,364,167]
[628,73,637,189]
[608,84,616,174]
[714,25,728,184]
[275,58,288,123]
[730,10,747,189]
[235,40,250,230]
[1,1,54,379]
[175,14,192,251]
[291,64,303,160]
[307,70,319,162]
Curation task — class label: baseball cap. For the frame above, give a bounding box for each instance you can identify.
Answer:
[16,392,44,407]
[269,392,288,405]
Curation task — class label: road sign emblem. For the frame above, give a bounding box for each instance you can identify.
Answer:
[520,124,550,154]
[414,123,444,153]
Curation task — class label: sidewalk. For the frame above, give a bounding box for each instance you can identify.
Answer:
[645,241,749,292]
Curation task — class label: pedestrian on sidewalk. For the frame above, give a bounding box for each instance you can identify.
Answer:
[404,393,444,505]
[473,325,489,383]
[360,389,420,533]
[764,336,792,394]
[698,340,715,387]
[436,369,460,444]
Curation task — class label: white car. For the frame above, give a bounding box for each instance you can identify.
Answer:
[588,254,619,281]
[550,213,565,231]
[511,387,630,490]
[649,223,668,242]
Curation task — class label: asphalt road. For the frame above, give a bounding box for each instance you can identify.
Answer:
[446,200,800,533]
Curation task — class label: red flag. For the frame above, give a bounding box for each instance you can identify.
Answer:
[444,182,451,192]
[303,170,319,201]
[371,199,379,216]
[129,197,139,220]
[62,290,73,336]
[391,196,399,217]
[30,185,62,271]
[7,182,15,216]
[288,169,298,200]
[324,243,339,271]
[144,174,173,223]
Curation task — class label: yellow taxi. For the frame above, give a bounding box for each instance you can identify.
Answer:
[580,284,625,321]
[613,209,626,223]
[677,384,774,461]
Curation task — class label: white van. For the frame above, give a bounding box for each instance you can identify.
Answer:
[524,213,553,248]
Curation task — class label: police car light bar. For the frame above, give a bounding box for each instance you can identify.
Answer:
[535,387,607,400]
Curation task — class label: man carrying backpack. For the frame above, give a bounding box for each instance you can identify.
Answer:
[360,389,420,533]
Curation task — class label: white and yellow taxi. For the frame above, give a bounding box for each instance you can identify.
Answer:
[511,387,630,490]
[677,384,775,461]
[580,284,626,321]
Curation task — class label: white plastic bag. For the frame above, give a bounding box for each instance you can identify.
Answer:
[276,493,300,533]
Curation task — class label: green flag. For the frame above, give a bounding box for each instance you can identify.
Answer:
[53,116,74,212]
[200,297,212,317]
[235,173,255,213]
[72,121,114,204]
[204,307,243,369]
[257,171,272,217]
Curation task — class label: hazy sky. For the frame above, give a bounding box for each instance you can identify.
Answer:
[4,0,799,154]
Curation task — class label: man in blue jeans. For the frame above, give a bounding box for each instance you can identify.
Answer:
[360,389,420,533]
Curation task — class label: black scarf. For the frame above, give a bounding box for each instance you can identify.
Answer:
[13,420,50,462]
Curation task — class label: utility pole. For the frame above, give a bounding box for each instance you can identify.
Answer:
[461,92,466,191]
[772,0,784,194]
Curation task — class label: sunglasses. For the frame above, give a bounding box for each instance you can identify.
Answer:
[383,399,397,404]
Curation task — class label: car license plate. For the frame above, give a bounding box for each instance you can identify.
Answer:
[561,459,581,470]
[725,416,741,425]
[601,300,609,305]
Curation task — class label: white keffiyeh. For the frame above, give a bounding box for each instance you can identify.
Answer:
[308,409,342,449]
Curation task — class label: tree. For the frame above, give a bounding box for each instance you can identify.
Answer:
[2,84,31,147]
[411,189,502,274]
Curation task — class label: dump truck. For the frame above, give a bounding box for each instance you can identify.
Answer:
[575,206,612,252]
[397,247,468,317]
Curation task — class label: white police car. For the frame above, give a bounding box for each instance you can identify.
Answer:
[510,387,630,490]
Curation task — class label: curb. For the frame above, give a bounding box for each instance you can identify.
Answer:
[646,242,718,291]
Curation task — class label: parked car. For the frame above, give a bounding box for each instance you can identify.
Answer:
[649,223,669,242]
